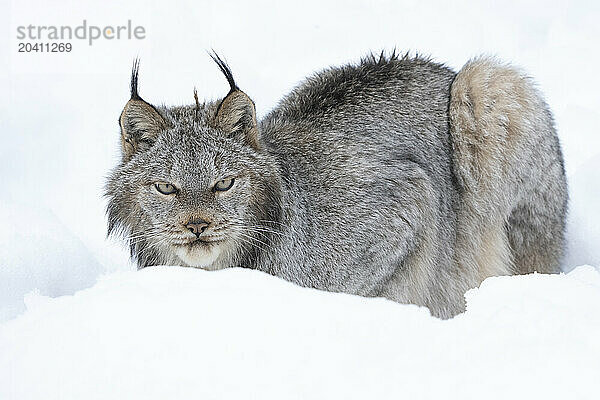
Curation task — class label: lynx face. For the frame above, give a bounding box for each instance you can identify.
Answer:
[106,56,282,269]
[125,125,259,269]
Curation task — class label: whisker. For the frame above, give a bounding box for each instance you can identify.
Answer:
[124,227,165,241]
[236,226,285,237]
[231,229,271,251]
[234,234,267,252]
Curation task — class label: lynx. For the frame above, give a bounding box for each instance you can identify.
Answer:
[106,52,567,318]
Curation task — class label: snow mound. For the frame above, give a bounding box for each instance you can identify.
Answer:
[1,265,599,400]
[0,201,103,322]
[565,154,600,270]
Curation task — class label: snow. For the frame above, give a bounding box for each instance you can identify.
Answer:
[1,0,600,398]
[1,265,599,399]
[565,154,600,270]
[0,201,103,321]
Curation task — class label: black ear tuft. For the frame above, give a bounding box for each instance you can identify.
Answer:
[130,58,141,100]
[193,87,200,117]
[119,59,167,161]
[209,51,238,93]
[208,52,259,149]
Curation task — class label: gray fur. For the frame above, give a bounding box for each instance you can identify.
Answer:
[105,52,567,318]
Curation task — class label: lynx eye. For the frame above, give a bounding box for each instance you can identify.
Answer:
[214,178,235,192]
[154,182,178,195]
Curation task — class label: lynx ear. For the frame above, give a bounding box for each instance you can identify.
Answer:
[214,90,259,149]
[210,52,260,149]
[119,60,167,161]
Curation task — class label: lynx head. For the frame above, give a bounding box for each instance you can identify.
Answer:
[105,54,282,269]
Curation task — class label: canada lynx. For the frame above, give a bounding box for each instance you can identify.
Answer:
[106,52,567,318]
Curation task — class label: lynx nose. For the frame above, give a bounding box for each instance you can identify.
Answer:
[185,219,209,237]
